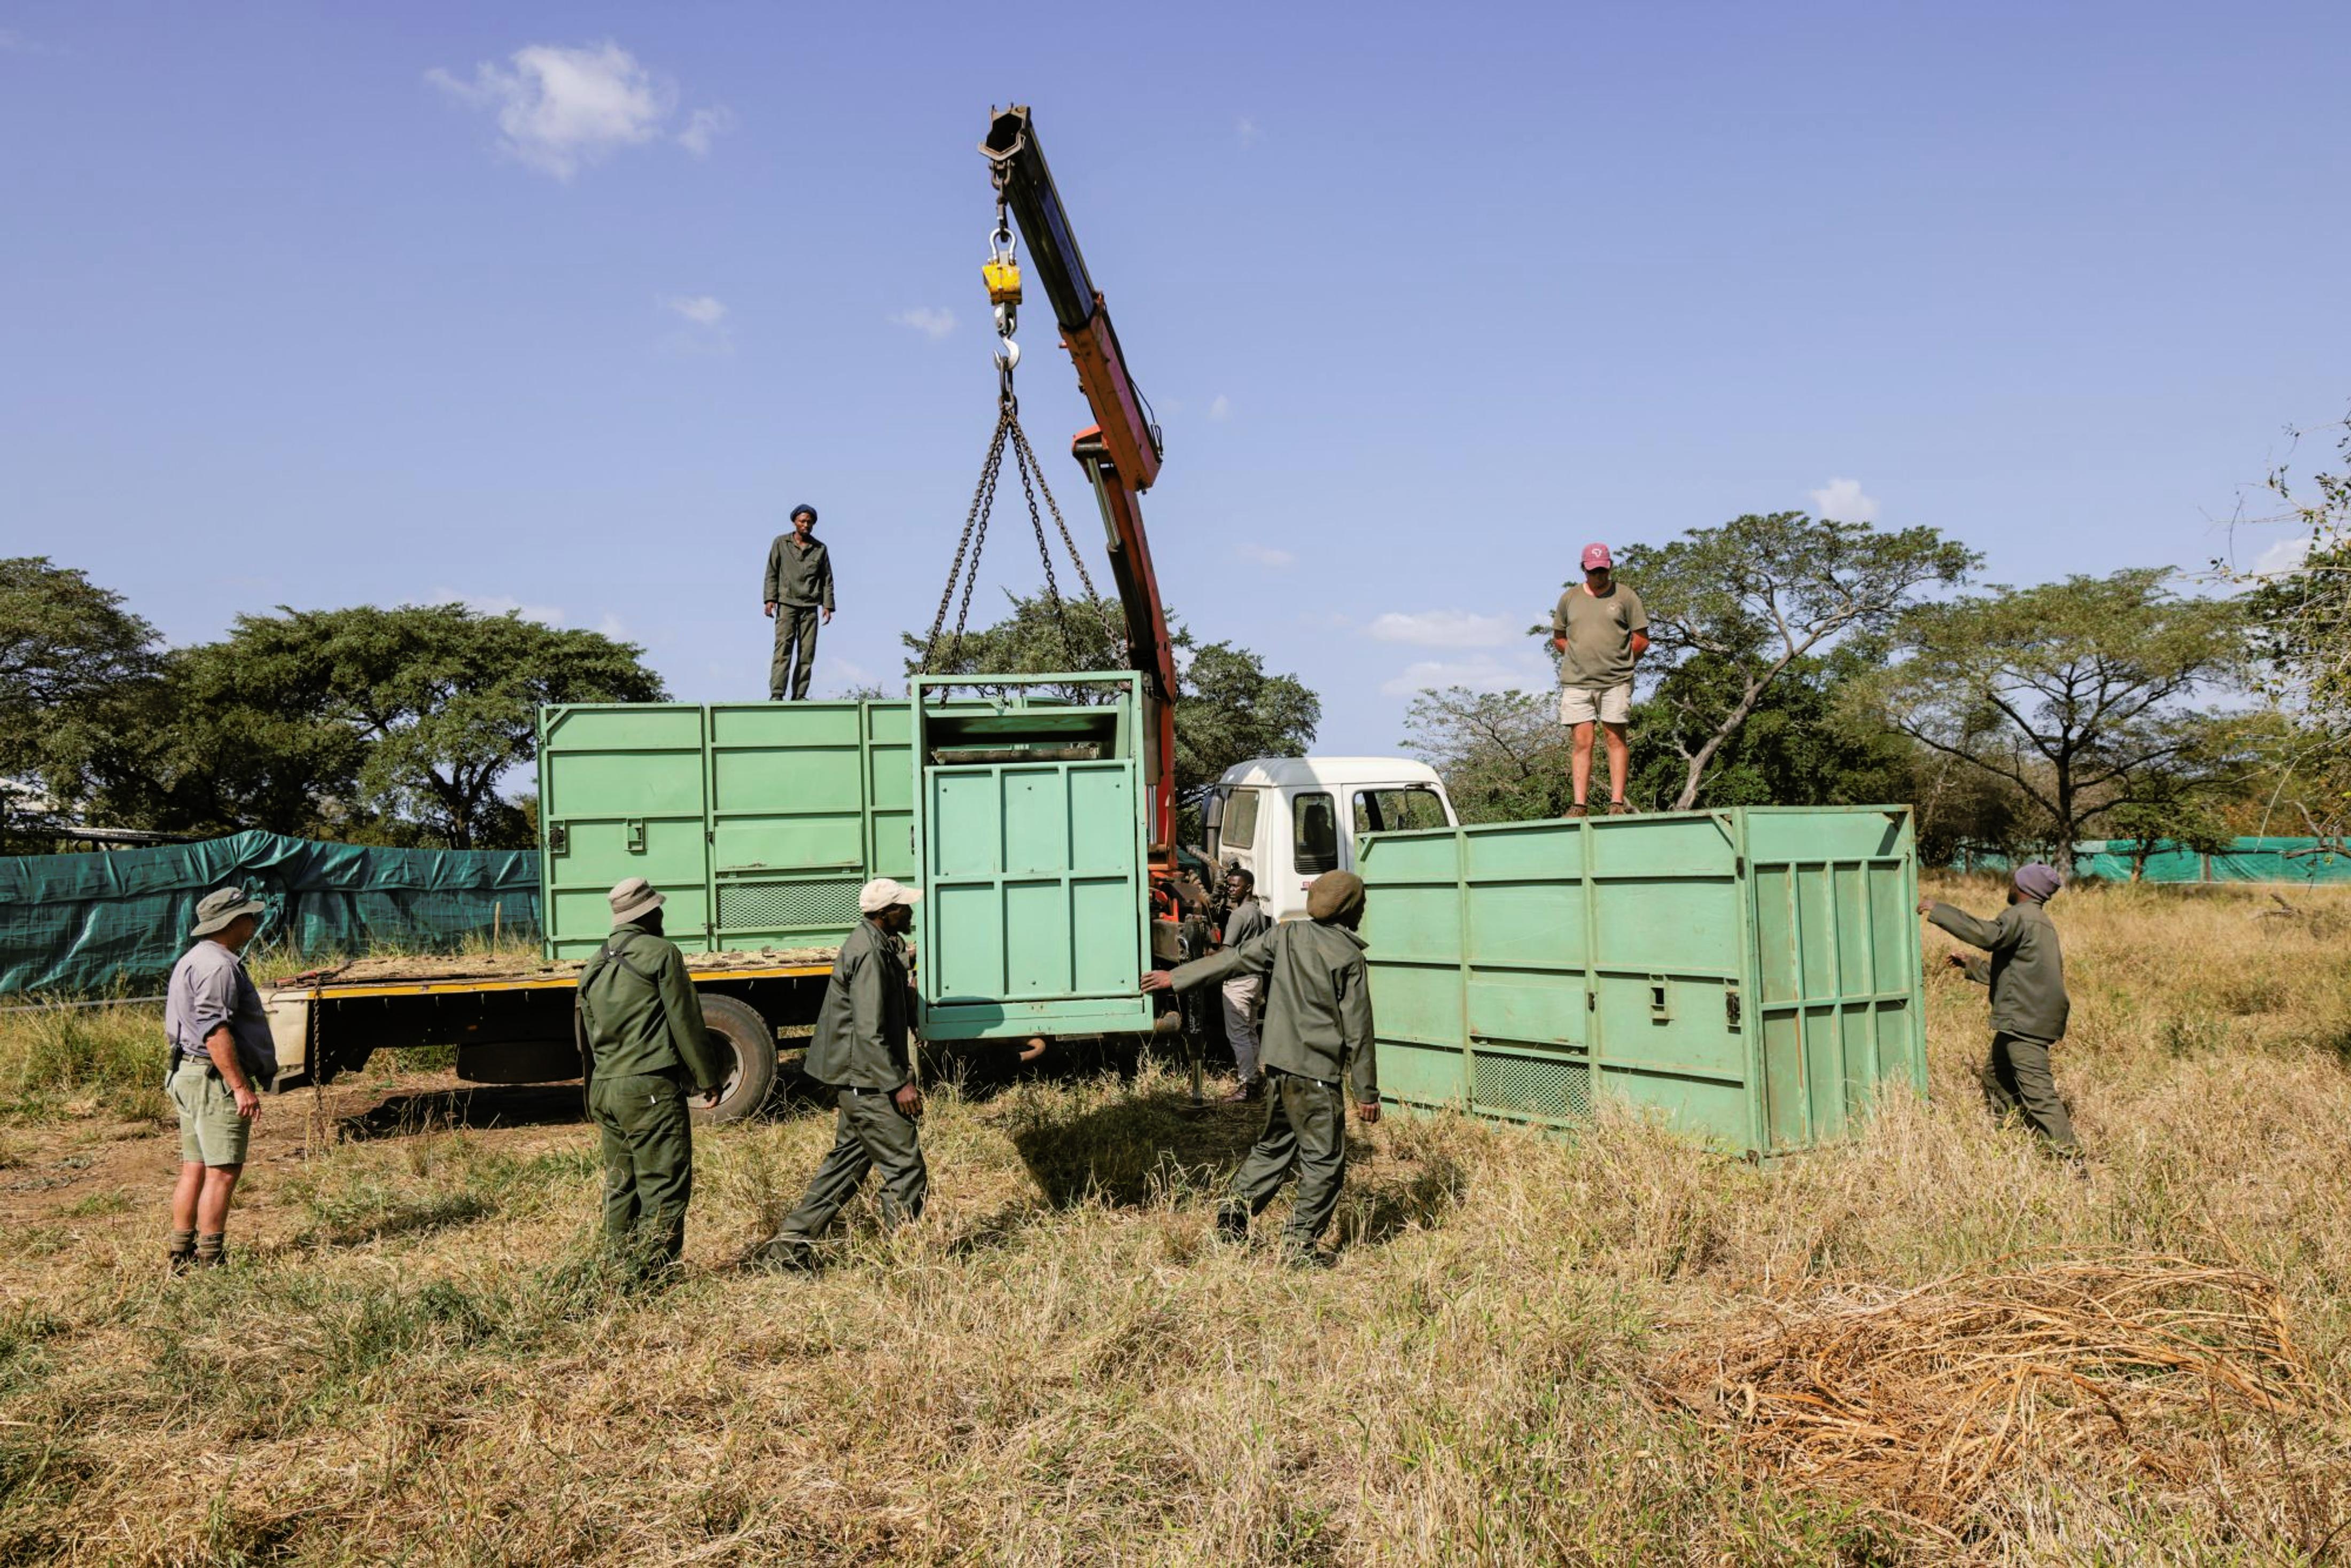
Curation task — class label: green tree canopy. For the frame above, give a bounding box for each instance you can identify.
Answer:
[1862,568,2248,868]
[0,557,163,847]
[1613,512,1978,810]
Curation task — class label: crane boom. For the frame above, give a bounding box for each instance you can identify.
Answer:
[980,106,1181,863]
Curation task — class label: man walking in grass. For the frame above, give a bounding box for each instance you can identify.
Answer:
[1550,542,1649,817]
[1920,863,2081,1160]
[577,878,728,1275]
[763,502,835,700]
[162,886,278,1273]
[760,878,926,1268]
[1143,870,1380,1267]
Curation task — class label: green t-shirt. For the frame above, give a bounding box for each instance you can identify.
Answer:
[1551,582,1648,690]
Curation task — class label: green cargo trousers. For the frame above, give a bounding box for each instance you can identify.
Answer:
[588,1072,695,1269]
[769,1087,928,1250]
[1980,1032,2081,1157]
[770,605,820,701]
[1219,1071,1348,1260]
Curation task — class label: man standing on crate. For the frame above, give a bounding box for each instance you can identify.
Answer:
[576,878,728,1276]
[759,878,927,1268]
[162,885,278,1273]
[764,502,835,701]
[1919,864,2082,1161]
[1142,870,1379,1267]
[1550,542,1649,817]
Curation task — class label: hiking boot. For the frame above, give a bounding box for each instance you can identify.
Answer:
[1221,1080,1264,1105]
[1608,800,1630,815]
[1566,803,1590,818]
[1281,1246,1333,1271]
[1213,1205,1250,1244]
[752,1236,820,1273]
[167,1230,195,1275]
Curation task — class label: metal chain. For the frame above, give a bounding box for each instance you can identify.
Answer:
[920,404,1013,673]
[1006,418,1124,657]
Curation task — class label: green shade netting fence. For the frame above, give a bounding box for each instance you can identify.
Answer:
[0,831,540,995]
[1954,837,2351,885]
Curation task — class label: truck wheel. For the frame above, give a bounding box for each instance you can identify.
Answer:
[694,993,777,1125]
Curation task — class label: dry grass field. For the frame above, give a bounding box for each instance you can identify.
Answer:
[3,875,2349,1565]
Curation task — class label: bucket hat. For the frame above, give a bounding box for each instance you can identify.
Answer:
[608,877,666,926]
[191,885,267,938]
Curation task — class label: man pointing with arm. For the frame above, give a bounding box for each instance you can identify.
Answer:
[1143,870,1379,1268]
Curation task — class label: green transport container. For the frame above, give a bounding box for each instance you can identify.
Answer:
[912,673,1155,1043]
[1356,806,1926,1156]
[537,701,915,958]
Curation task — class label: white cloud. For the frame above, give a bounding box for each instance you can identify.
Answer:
[677,105,733,157]
[594,613,630,641]
[1236,542,1295,568]
[427,41,676,180]
[891,306,957,340]
[1379,653,1547,699]
[1808,476,1880,522]
[662,294,727,327]
[433,590,566,626]
[1235,115,1261,147]
[2252,535,2312,578]
[1208,394,1233,422]
[1366,609,1516,648]
[0,29,61,54]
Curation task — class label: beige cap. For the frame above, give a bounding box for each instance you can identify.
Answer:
[191,885,267,938]
[858,877,922,914]
[608,877,666,926]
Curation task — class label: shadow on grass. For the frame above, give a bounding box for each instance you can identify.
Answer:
[1330,1147,1471,1248]
[337,1084,586,1141]
[1008,1085,1264,1208]
[294,1191,499,1250]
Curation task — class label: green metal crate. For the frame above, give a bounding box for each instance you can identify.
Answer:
[1356,806,1926,1155]
[911,673,1154,1042]
[536,701,914,958]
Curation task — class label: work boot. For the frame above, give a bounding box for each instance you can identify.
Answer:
[753,1235,819,1273]
[1608,800,1630,816]
[194,1234,227,1270]
[1213,1204,1250,1244]
[1221,1080,1263,1105]
[1566,803,1590,818]
[1281,1246,1333,1271]
[167,1229,196,1275]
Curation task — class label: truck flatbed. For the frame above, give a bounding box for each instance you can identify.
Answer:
[265,947,838,1000]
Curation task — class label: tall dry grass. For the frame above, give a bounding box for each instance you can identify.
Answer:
[0,877,2346,1563]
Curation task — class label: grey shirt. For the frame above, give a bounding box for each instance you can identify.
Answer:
[1551,582,1648,690]
[1223,896,1269,951]
[765,532,836,611]
[1930,899,2069,1044]
[165,939,278,1085]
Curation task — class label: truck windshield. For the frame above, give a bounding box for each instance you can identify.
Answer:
[1353,787,1450,834]
[1293,792,1340,874]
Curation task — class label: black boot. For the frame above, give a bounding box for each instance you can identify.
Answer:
[167,1229,196,1275]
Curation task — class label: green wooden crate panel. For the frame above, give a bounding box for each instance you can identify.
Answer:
[714,746,865,818]
[546,704,707,753]
[1381,1039,1468,1106]
[1364,882,1467,964]
[1744,808,1906,863]
[1594,1063,1750,1147]
[1462,822,1583,880]
[1363,961,1462,1047]
[544,750,706,818]
[1586,813,1737,879]
[1593,879,1742,978]
[929,772,1005,879]
[1463,880,1586,968]
[1466,971,1587,1049]
[1069,876,1141,994]
[1592,975,1743,1080]
[708,701,867,748]
[714,815,866,874]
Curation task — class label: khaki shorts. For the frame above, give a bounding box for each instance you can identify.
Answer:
[1560,683,1632,726]
[169,1061,251,1167]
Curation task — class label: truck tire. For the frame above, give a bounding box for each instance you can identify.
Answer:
[693,993,777,1125]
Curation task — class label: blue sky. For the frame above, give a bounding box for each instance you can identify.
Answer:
[5,2,2348,756]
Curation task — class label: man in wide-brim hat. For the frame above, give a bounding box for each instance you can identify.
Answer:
[162,885,279,1273]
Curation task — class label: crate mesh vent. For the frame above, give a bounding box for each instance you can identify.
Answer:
[1471,1052,1591,1120]
[719,878,861,931]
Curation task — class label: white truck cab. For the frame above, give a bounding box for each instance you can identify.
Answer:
[1203,756,1459,923]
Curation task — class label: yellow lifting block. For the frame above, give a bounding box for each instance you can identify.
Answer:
[982,256,1023,305]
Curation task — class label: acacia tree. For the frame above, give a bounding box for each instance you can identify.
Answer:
[2230,412,2351,833]
[1864,569,2246,870]
[0,558,162,846]
[1400,688,1569,823]
[1614,513,1976,809]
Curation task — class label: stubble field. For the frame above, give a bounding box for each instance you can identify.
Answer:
[2,876,2348,1565]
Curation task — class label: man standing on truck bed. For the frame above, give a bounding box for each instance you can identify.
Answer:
[162,885,278,1273]
[1143,870,1380,1267]
[760,878,927,1268]
[1920,864,2081,1161]
[1551,542,1648,817]
[764,502,835,701]
[577,878,728,1276]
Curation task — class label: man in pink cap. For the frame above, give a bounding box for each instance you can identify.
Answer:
[1550,543,1649,816]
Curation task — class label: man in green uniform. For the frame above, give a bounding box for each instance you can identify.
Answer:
[1143,870,1380,1266]
[1920,863,2080,1158]
[575,877,729,1274]
[763,502,835,700]
[760,878,925,1268]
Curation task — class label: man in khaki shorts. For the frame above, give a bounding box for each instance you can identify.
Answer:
[162,886,278,1272]
[1550,542,1649,816]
